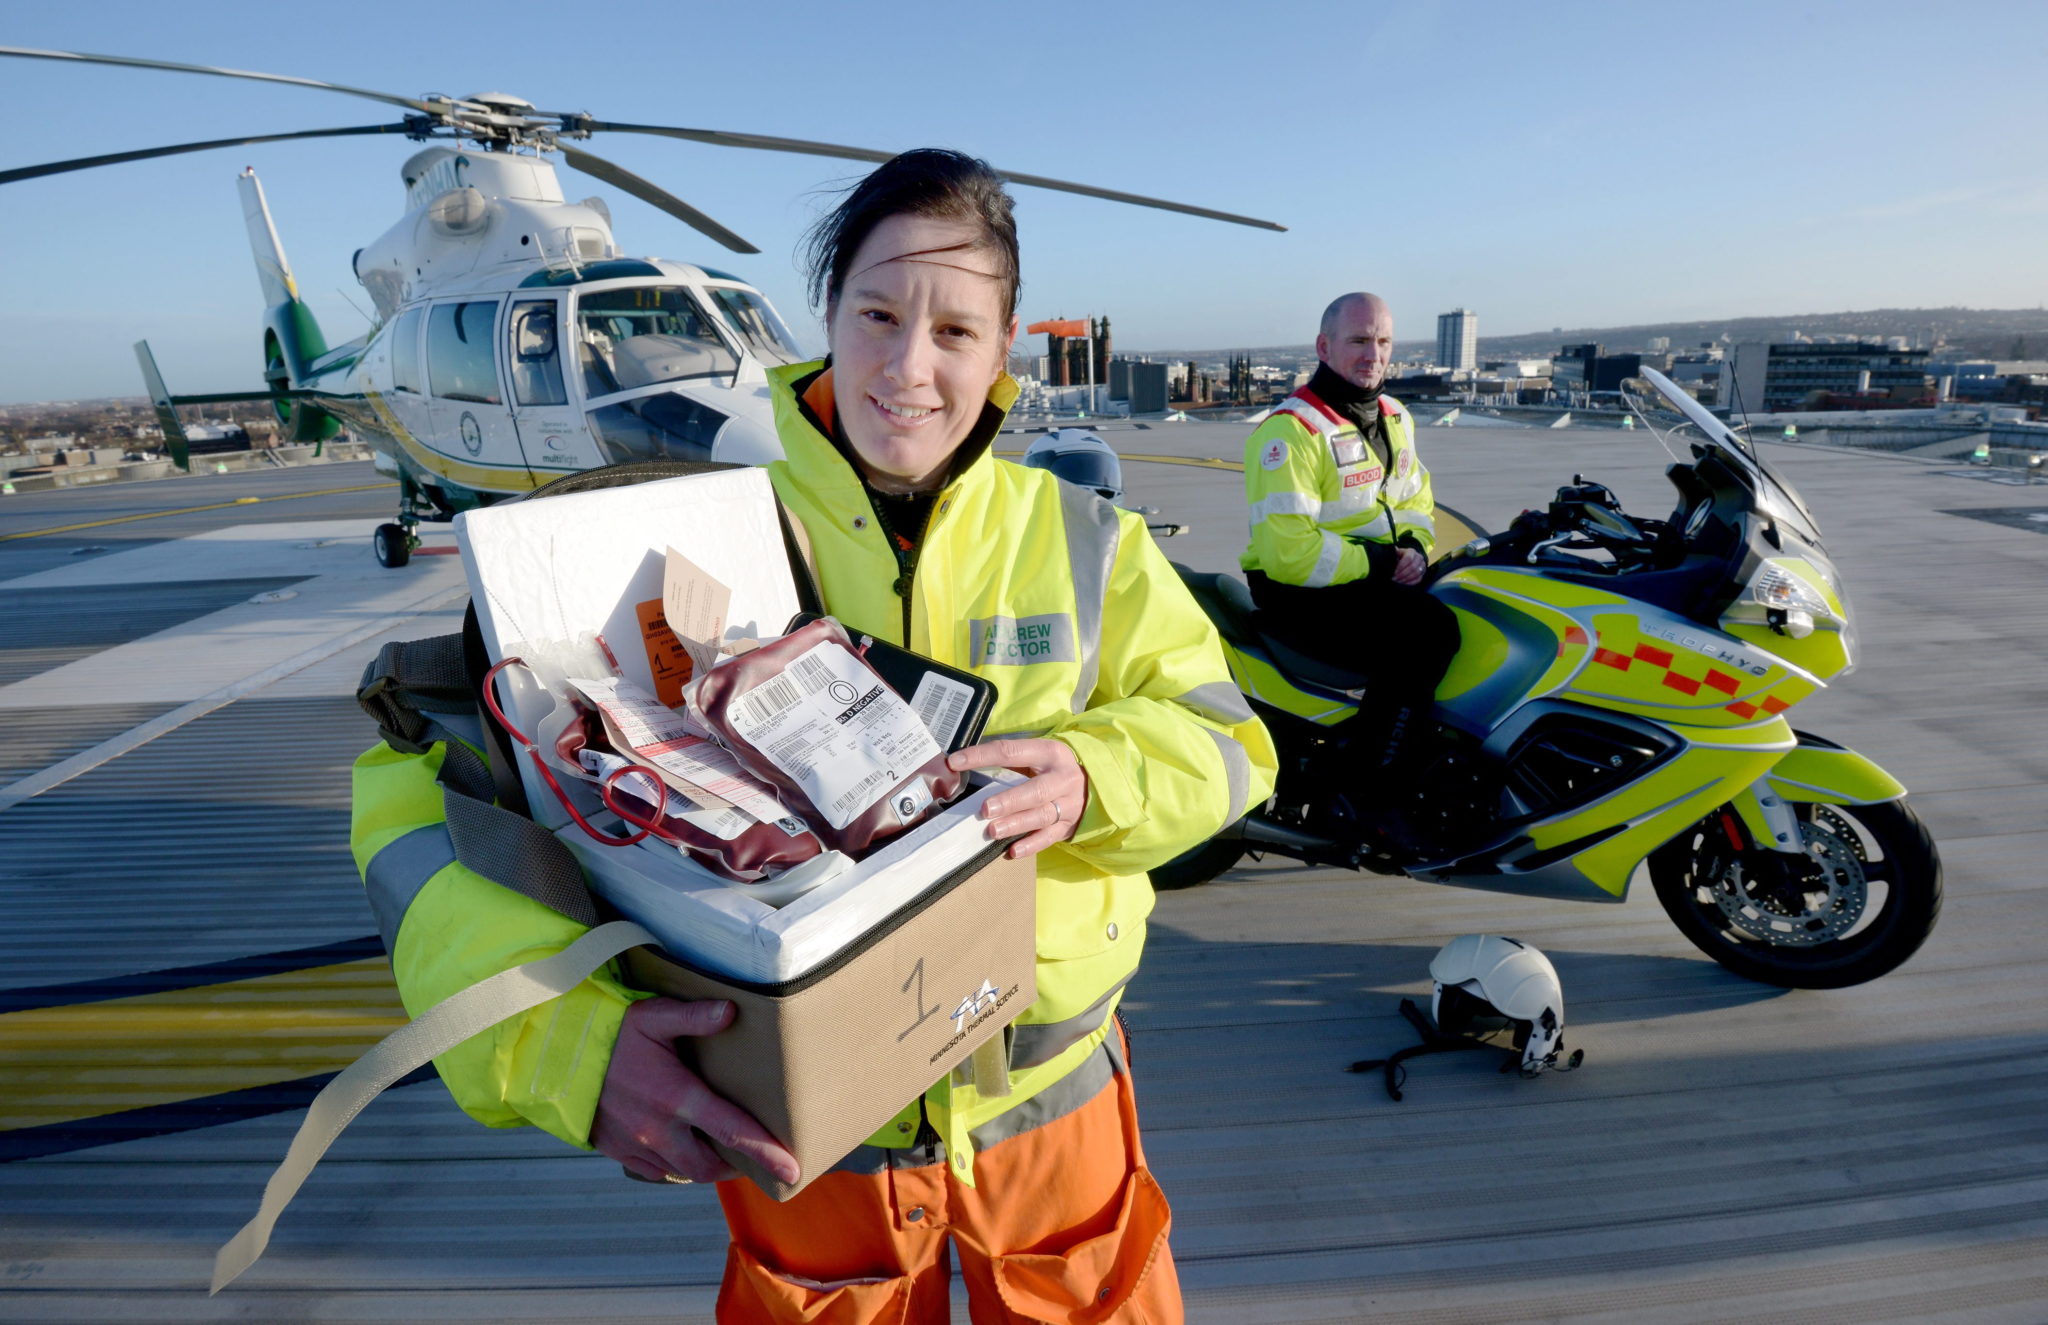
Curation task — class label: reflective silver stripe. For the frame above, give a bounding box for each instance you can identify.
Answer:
[1173,681,1254,726]
[1010,972,1133,1069]
[362,823,458,955]
[1394,508,1436,540]
[1346,510,1394,541]
[1203,725,1252,820]
[969,1038,1115,1152]
[1057,482,1120,713]
[421,711,485,752]
[1320,489,1380,523]
[1277,394,1344,437]
[1304,531,1346,588]
[824,1139,910,1176]
[1249,491,1317,522]
[828,1039,1120,1175]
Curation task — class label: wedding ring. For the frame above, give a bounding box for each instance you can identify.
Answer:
[1052,799,1064,823]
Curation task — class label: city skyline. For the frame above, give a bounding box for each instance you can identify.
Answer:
[3,0,2045,403]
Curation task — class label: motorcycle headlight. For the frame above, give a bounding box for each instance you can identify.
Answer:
[1748,561,1831,618]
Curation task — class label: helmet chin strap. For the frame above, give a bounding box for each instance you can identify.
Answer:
[1347,996,1583,1101]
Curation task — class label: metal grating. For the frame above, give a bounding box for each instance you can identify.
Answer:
[0,702,181,786]
[0,578,308,686]
[0,694,382,987]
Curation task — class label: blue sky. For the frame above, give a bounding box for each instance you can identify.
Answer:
[3,0,2044,402]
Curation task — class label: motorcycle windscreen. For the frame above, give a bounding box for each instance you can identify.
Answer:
[1637,367,1825,546]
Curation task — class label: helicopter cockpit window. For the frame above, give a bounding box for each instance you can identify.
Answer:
[508,300,567,408]
[706,286,805,366]
[427,301,503,405]
[390,308,425,395]
[575,286,738,399]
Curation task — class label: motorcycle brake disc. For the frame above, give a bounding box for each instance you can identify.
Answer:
[1716,820,1868,947]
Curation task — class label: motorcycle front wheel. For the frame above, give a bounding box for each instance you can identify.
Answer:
[1647,799,1942,989]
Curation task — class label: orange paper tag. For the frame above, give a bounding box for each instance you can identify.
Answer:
[635,598,694,707]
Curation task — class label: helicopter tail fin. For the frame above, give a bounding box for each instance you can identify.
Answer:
[239,169,338,446]
[238,168,331,397]
[239,167,301,312]
[134,340,192,472]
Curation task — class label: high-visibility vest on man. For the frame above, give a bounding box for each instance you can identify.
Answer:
[1240,384,1436,588]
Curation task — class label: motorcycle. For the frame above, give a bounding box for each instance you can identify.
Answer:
[1161,368,1940,990]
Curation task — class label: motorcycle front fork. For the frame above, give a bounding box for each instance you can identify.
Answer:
[1735,779,1807,855]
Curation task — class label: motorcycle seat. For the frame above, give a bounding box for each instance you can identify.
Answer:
[1172,564,1374,694]
[1173,565,1261,641]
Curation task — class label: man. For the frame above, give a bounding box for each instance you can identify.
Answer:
[1239,292,1460,807]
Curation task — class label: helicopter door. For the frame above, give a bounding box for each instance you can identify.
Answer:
[505,297,593,476]
[424,298,529,490]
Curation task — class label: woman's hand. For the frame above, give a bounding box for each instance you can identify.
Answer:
[590,996,800,1186]
[947,737,1089,859]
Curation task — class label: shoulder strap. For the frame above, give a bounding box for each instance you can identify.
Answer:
[355,619,599,929]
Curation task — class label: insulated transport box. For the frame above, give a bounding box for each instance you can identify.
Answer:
[455,466,1036,1194]
[624,847,1035,1198]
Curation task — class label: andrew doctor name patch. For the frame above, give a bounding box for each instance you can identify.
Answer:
[970,614,1077,666]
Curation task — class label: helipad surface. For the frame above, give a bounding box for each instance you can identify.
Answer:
[1,430,2043,1323]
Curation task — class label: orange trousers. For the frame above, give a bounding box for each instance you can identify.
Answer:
[715,1038,1182,1323]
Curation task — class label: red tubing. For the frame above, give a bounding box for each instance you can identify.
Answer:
[481,657,654,847]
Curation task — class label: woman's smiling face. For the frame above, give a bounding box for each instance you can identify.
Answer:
[827,213,1017,494]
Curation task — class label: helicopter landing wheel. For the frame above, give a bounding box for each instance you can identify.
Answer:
[373,522,413,569]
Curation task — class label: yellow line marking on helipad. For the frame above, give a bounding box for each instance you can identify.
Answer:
[0,959,406,1131]
[0,482,398,542]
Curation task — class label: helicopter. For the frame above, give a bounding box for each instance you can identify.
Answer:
[1,46,1284,567]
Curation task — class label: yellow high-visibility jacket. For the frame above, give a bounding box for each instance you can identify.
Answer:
[1239,386,1435,587]
[350,358,1275,1179]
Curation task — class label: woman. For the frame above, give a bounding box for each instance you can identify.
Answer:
[382,149,1273,1323]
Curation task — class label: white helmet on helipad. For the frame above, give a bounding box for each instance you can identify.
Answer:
[1429,934,1571,1075]
[1021,428,1124,505]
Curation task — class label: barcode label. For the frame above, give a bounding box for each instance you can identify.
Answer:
[910,672,975,750]
[790,653,835,693]
[721,638,942,830]
[734,674,803,728]
[831,767,894,818]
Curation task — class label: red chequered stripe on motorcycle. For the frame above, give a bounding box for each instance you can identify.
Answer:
[1703,669,1741,694]
[1727,694,1790,720]
[1593,646,1633,670]
[1558,625,1589,657]
[1633,643,1675,667]
[1662,671,1701,695]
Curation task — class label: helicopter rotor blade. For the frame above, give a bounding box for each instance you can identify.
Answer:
[556,145,759,255]
[0,124,419,187]
[0,45,438,115]
[582,121,1287,233]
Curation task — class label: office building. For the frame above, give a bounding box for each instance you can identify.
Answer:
[1760,344,1932,410]
[1129,362,1169,414]
[1437,309,1479,372]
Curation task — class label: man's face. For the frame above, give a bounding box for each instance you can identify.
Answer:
[1317,299,1395,392]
